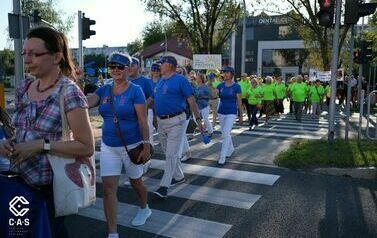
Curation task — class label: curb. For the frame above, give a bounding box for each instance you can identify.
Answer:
[313,167,377,180]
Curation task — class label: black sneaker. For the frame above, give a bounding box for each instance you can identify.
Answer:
[154,186,168,198]
[170,178,185,186]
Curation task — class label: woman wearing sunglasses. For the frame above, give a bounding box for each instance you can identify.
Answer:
[87,52,151,238]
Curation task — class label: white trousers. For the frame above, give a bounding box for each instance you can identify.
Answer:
[200,106,213,134]
[157,113,186,187]
[147,109,155,146]
[218,113,236,159]
[178,118,190,158]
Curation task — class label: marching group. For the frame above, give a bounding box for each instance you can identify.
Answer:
[0,26,344,238]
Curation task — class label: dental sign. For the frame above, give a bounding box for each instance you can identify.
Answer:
[193,54,222,70]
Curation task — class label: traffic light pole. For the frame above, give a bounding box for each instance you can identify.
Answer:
[328,0,342,142]
[357,16,365,140]
[345,25,354,140]
[78,10,83,68]
[13,0,24,87]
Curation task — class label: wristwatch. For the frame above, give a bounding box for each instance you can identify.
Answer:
[43,139,51,153]
[142,140,151,144]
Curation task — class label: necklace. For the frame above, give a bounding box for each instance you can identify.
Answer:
[36,73,61,93]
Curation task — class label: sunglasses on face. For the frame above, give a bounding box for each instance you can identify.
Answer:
[109,65,126,70]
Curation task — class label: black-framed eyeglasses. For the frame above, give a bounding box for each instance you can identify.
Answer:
[21,51,51,58]
[109,65,126,70]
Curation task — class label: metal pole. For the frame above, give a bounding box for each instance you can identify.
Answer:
[358,89,365,139]
[328,0,342,142]
[373,66,376,91]
[13,0,24,87]
[345,25,354,140]
[78,11,83,68]
[357,16,365,109]
[241,0,246,74]
[367,65,372,99]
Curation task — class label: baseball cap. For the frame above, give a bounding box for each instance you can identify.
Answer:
[221,66,235,74]
[131,57,140,66]
[108,52,131,66]
[157,56,177,67]
[208,72,215,79]
[151,63,160,72]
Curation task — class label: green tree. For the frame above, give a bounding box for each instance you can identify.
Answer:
[126,39,143,56]
[365,0,377,64]
[0,50,15,76]
[22,0,74,35]
[142,0,242,54]
[142,21,175,47]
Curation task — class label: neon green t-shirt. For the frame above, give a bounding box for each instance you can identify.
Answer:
[239,80,251,98]
[212,80,221,88]
[275,83,286,99]
[310,86,325,103]
[291,83,308,102]
[325,85,331,98]
[246,87,262,105]
[260,84,276,101]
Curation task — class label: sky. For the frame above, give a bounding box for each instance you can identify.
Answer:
[0,0,156,49]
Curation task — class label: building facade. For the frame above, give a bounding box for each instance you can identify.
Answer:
[228,14,309,81]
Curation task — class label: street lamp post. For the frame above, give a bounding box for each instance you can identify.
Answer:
[241,0,247,75]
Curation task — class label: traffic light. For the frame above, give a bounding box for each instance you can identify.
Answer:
[81,14,96,40]
[353,49,361,64]
[32,10,41,24]
[345,0,377,25]
[360,40,374,64]
[316,0,335,27]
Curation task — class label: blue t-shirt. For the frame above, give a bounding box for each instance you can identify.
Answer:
[129,75,153,99]
[217,82,241,115]
[195,84,211,110]
[95,83,146,147]
[152,73,193,116]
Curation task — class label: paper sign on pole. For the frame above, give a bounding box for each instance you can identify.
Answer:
[309,68,344,82]
[193,54,222,70]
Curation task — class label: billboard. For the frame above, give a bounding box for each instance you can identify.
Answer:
[193,54,222,70]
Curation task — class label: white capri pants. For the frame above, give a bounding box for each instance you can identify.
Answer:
[200,106,213,134]
[218,113,236,159]
[148,108,155,146]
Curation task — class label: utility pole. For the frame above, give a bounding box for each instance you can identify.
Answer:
[241,0,246,75]
[78,10,83,68]
[345,25,354,140]
[13,0,24,86]
[328,0,342,142]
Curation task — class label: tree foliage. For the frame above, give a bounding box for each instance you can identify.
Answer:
[257,0,350,71]
[365,0,377,64]
[21,0,74,35]
[0,50,15,76]
[126,39,143,56]
[142,0,242,54]
[142,21,175,47]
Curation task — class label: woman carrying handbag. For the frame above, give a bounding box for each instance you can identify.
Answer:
[87,52,152,238]
[0,27,94,237]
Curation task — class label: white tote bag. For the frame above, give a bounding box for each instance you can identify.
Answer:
[47,85,96,217]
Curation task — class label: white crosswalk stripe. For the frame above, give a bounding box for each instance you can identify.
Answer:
[210,113,342,140]
[78,153,281,237]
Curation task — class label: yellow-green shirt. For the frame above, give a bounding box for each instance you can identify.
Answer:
[239,80,251,98]
[246,87,262,105]
[291,83,308,102]
[260,84,276,101]
[275,83,286,99]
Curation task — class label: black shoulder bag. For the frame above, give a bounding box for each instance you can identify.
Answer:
[108,87,153,165]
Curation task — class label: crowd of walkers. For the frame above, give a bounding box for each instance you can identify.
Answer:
[0,26,363,238]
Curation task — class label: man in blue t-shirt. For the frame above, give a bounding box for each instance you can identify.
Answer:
[149,56,204,198]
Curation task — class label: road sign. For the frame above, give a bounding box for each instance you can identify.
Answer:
[8,13,30,39]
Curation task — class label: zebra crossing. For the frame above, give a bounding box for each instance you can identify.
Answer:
[76,153,282,238]
[211,113,343,140]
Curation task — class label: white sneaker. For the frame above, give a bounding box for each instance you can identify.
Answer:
[131,205,152,226]
[218,157,226,165]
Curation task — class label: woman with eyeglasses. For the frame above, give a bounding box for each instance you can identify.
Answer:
[217,66,243,165]
[0,27,94,237]
[87,52,152,238]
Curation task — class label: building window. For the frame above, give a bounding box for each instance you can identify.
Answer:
[246,27,254,40]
